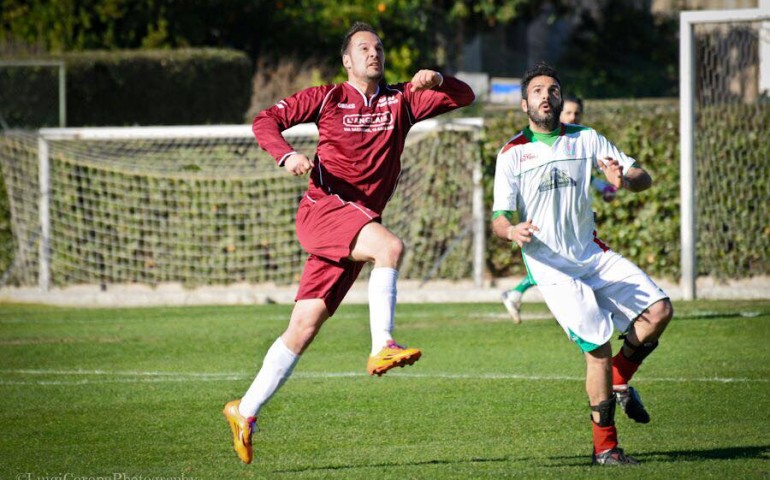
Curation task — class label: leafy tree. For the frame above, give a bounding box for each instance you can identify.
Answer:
[1,0,678,95]
[0,0,272,54]
[558,1,678,98]
[1,0,541,81]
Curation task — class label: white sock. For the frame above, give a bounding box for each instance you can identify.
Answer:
[369,267,398,355]
[238,337,299,418]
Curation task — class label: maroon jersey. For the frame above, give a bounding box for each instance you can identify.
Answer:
[253,76,474,214]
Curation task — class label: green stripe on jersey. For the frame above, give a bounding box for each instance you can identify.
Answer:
[492,210,515,222]
[564,124,590,134]
[568,328,602,353]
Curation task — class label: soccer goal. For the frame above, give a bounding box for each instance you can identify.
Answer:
[0,119,484,292]
[679,6,770,300]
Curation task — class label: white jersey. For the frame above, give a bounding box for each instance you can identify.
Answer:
[492,124,638,284]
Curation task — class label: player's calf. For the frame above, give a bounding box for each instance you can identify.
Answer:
[590,397,639,465]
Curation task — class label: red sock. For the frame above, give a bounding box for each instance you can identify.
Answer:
[592,422,618,454]
[612,350,640,386]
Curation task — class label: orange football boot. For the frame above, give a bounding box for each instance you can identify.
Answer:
[222,399,257,464]
[367,340,422,376]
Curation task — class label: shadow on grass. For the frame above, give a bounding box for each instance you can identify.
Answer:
[271,455,510,474]
[640,445,770,461]
[549,445,770,467]
[674,311,769,321]
[270,446,770,473]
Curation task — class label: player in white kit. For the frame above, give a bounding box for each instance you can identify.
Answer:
[491,62,674,465]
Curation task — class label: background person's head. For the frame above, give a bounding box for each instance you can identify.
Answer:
[341,22,384,84]
[520,62,563,131]
[560,95,584,124]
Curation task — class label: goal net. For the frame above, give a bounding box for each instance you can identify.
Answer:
[679,8,770,299]
[0,119,482,290]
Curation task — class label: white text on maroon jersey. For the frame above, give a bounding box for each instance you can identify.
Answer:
[343,112,394,132]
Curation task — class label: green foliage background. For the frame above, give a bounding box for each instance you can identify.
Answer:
[3,98,769,284]
[3,98,768,284]
[0,129,479,287]
[1,0,678,98]
[559,1,678,99]
[0,0,757,284]
[694,103,770,278]
[0,49,253,127]
[0,0,541,81]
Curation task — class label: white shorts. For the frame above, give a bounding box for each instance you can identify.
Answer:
[537,251,668,352]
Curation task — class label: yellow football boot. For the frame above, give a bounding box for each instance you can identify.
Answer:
[367,340,422,376]
[223,399,257,464]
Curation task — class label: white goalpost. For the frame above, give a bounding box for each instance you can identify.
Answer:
[679,5,770,300]
[2,118,485,294]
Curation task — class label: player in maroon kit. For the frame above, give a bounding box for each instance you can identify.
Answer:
[223,22,475,464]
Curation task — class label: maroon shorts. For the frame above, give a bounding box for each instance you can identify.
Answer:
[294,193,380,315]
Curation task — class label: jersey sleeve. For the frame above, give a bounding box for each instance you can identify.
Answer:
[402,75,475,123]
[492,148,519,214]
[252,85,333,165]
[590,129,638,175]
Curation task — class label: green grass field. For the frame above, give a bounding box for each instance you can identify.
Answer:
[1,300,768,479]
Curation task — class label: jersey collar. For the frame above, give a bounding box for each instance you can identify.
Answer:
[345,81,381,107]
[523,125,564,146]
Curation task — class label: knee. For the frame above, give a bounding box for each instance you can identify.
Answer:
[286,305,327,353]
[586,342,613,363]
[284,320,319,353]
[380,235,405,265]
[650,299,674,327]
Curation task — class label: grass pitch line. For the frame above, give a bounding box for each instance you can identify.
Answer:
[0,368,765,385]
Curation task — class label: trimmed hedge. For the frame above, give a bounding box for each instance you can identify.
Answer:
[0,62,62,128]
[0,49,253,127]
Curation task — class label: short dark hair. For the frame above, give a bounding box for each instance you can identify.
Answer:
[521,61,561,100]
[340,22,379,56]
[563,95,583,112]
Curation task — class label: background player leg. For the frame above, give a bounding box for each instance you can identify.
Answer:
[502,274,535,323]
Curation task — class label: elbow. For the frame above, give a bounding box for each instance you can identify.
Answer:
[624,168,652,192]
[463,88,476,106]
[252,114,264,137]
[628,177,652,193]
[635,172,653,192]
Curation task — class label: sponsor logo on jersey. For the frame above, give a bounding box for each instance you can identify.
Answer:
[343,112,394,131]
[376,96,399,107]
[521,153,537,162]
[338,103,356,109]
[538,167,577,192]
[562,137,577,157]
